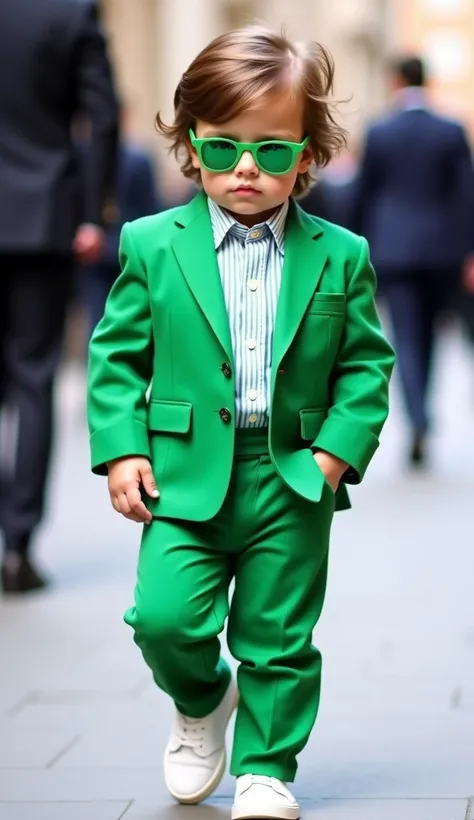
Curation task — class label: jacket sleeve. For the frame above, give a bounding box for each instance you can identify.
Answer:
[452,124,474,256]
[312,237,395,482]
[74,2,119,227]
[87,223,154,474]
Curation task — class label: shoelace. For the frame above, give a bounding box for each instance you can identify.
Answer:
[175,714,206,750]
[248,775,274,787]
[240,775,292,800]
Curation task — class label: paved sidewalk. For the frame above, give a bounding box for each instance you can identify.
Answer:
[1,327,474,820]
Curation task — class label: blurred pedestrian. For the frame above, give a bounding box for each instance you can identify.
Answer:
[0,0,119,594]
[352,56,474,467]
[78,106,161,338]
[301,152,357,227]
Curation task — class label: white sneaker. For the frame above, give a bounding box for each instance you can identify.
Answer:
[164,678,238,804]
[232,774,300,820]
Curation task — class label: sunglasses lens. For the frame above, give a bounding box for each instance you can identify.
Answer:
[257,143,294,174]
[201,140,237,172]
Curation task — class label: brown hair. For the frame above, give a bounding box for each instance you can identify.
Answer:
[156,25,347,196]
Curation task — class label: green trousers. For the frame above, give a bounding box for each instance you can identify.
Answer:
[124,430,335,782]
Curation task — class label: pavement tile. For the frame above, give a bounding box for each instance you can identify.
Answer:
[120,803,230,820]
[0,803,130,820]
[0,602,144,694]
[8,702,154,733]
[0,764,472,803]
[0,692,32,721]
[0,769,160,802]
[295,801,467,820]
[53,713,238,769]
[119,799,469,820]
[42,709,474,799]
[0,727,78,768]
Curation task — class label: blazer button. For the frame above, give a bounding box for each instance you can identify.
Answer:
[219,407,232,424]
[221,362,232,378]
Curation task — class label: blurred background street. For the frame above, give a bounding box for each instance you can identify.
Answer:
[98,0,474,202]
[2,0,474,817]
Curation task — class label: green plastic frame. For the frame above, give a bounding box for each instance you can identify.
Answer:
[189,129,309,175]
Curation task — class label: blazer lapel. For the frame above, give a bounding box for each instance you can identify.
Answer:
[271,200,327,391]
[171,192,233,361]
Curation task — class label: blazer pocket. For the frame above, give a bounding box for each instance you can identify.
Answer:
[147,400,193,434]
[299,408,328,441]
[308,292,346,315]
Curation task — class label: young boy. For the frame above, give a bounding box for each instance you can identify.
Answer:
[87,25,395,820]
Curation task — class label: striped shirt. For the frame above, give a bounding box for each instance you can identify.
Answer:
[208,197,288,429]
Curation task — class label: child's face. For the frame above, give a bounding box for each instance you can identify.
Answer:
[189,88,313,226]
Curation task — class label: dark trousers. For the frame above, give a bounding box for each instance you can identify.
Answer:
[77,261,118,340]
[378,269,459,433]
[0,254,72,554]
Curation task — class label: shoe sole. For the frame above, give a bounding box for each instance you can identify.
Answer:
[231,807,300,820]
[164,683,239,805]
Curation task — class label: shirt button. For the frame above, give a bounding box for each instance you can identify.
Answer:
[248,279,259,291]
[248,413,258,424]
[249,229,262,239]
[246,339,257,350]
[247,389,258,401]
[219,407,232,424]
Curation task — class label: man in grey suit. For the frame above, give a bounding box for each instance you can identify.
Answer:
[0,0,119,593]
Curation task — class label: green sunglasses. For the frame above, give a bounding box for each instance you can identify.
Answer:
[189,129,309,175]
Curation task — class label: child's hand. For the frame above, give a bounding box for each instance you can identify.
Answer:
[313,450,348,493]
[107,457,159,524]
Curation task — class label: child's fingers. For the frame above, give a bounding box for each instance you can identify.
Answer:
[117,492,149,524]
[139,464,159,498]
[126,486,153,523]
[118,492,132,515]
[123,508,145,524]
[118,495,142,523]
[117,492,143,523]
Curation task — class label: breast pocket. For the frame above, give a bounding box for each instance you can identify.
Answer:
[303,293,346,360]
[307,292,346,316]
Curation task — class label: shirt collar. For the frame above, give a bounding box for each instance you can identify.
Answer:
[397,87,427,112]
[208,197,288,256]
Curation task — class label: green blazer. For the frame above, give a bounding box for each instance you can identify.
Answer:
[87,191,395,518]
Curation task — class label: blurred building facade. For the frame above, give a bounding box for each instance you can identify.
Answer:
[395,0,474,131]
[100,0,474,194]
[68,0,474,359]
[100,0,394,194]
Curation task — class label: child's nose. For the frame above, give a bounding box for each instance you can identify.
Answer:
[235,150,258,175]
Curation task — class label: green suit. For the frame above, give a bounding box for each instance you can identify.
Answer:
[87,192,394,780]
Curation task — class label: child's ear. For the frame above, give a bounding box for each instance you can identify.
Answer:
[297,144,314,175]
[186,137,201,171]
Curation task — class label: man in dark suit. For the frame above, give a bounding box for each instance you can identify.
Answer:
[353,56,474,466]
[79,133,161,336]
[0,0,118,593]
